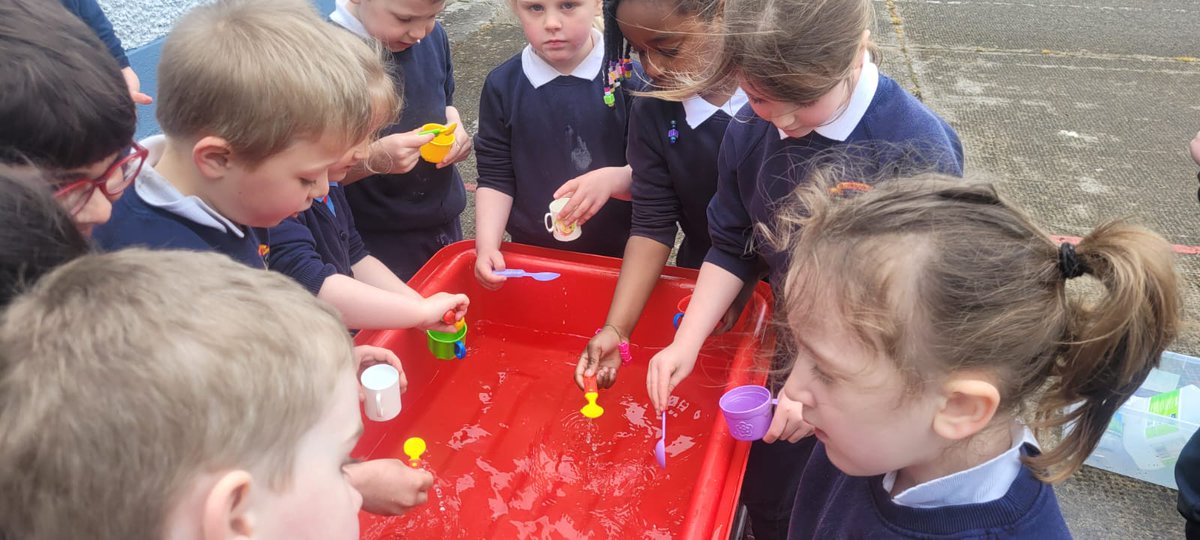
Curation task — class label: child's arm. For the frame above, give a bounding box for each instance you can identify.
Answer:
[64,0,152,104]
[575,236,671,389]
[473,188,514,290]
[341,129,436,185]
[345,459,434,516]
[553,165,633,227]
[647,263,744,414]
[1190,130,1200,166]
[646,131,760,414]
[318,275,466,331]
[351,256,422,300]
[436,106,473,169]
[473,74,517,290]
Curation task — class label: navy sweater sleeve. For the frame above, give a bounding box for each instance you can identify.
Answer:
[267,216,340,296]
[703,120,767,283]
[474,63,516,197]
[60,0,129,68]
[628,99,682,249]
[1177,430,1200,537]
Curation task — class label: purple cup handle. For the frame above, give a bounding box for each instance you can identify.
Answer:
[771,398,779,405]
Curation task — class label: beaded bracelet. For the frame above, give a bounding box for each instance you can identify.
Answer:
[596,325,634,366]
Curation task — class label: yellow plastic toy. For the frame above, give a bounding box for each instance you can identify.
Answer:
[580,374,604,419]
[419,122,456,164]
[403,436,427,468]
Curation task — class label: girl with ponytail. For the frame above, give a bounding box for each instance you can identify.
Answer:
[765,173,1181,538]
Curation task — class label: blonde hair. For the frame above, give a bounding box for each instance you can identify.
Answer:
[771,174,1181,483]
[660,0,876,102]
[156,0,384,165]
[0,249,354,539]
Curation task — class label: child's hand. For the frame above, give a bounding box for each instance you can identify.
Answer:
[1190,131,1200,166]
[553,167,624,227]
[353,345,407,400]
[646,344,699,415]
[763,390,812,444]
[474,249,507,290]
[575,326,623,390]
[420,292,470,332]
[437,122,473,169]
[347,459,434,516]
[121,67,152,105]
[373,128,436,175]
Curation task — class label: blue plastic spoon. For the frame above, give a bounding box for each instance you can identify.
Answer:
[494,269,560,281]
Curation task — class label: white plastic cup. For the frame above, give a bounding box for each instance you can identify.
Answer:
[361,364,402,422]
[543,197,582,241]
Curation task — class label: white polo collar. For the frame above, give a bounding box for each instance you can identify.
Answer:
[330,0,370,40]
[521,29,605,89]
[681,88,748,129]
[133,135,245,237]
[778,52,879,142]
[881,422,1039,509]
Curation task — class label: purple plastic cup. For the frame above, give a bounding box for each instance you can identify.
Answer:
[719,385,778,441]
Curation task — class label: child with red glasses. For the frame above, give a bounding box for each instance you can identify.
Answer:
[0,0,138,238]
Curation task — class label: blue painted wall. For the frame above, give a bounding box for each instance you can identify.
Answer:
[118,0,337,139]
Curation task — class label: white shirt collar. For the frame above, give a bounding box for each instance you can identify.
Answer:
[521,29,605,89]
[681,88,749,129]
[881,422,1039,509]
[330,0,370,40]
[133,135,245,237]
[778,52,879,142]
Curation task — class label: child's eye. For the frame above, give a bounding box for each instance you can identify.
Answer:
[748,97,766,105]
[811,365,834,384]
[300,177,318,187]
[658,48,679,58]
[561,2,577,9]
[527,4,544,12]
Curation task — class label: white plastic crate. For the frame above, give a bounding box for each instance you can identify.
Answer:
[1083,351,1200,489]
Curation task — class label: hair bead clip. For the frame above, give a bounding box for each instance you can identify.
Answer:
[621,58,632,79]
[829,181,872,197]
[603,86,616,107]
[667,120,679,145]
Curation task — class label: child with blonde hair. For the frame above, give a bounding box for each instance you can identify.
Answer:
[767,176,1179,538]
[268,31,468,333]
[0,250,365,539]
[332,0,473,279]
[94,0,379,267]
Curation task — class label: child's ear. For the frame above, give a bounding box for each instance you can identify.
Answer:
[193,136,235,179]
[201,470,255,540]
[931,374,1000,441]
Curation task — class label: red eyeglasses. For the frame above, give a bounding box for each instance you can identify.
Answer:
[53,142,149,215]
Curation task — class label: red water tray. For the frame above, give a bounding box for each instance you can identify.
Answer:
[353,241,772,539]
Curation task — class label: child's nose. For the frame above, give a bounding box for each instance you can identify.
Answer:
[544,12,562,30]
[311,177,331,199]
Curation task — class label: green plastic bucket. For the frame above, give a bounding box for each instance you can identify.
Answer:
[427,321,468,360]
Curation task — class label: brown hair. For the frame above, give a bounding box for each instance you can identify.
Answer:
[658,0,876,102]
[0,0,135,170]
[157,0,382,166]
[0,249,354,539]
[771,174,1181,483]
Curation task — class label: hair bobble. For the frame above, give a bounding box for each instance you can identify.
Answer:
[1058,242,1088,280]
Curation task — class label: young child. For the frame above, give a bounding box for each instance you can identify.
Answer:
[643,0,962,535]
[0,172,90,308]
[0,249,366,539]
[0,0,139,238]
[573,0,752,388]
[268,31,468,332]
[765,175,1179,538]
[331,0,473,280]
[92,0,377,267]
[646,0,964,413]
[473,0,642,289]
